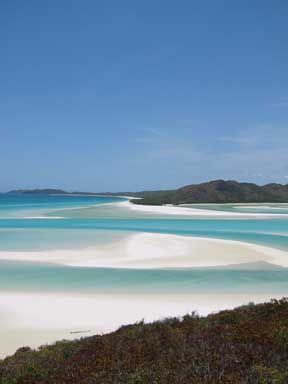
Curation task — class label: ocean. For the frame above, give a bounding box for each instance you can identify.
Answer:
[0,194,288,356]
[0,194,288,294]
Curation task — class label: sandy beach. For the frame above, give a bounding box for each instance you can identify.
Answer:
[0,291,286,358]
[122,200,288,217]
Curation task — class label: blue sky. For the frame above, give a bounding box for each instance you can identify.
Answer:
[0,0,287,191]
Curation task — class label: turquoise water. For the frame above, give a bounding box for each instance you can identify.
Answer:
[0,261,287,294]
[182,203,288,215]
[0,194,288,295]
[0,194,124,218]
[1,218,288,251]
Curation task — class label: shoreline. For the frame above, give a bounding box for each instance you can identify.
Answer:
[0,291,286,358]
[124,200,288,217]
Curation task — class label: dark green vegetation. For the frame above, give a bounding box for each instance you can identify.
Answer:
[7,180,288,205]
[6,189,69,195]
[1,299,288,383]
[129,180,288,205]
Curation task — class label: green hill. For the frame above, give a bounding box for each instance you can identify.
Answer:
[129,180,288,205]
[1,299,288,383]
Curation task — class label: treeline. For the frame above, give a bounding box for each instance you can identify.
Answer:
[130,179,288,205]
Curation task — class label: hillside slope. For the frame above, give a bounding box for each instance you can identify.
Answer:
[130,180,288,205]
[1,299,288,384]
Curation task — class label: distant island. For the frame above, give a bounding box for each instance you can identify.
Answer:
[7,188,71,195]
[0,299,287,383]
[6,189,98,196]
[6,179,288,205]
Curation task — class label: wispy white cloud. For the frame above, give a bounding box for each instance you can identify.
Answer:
[132,123,288,185]
[217,125,288,149]
[218,135,259,146]
[249,174,288,181]
[272,101,288,108]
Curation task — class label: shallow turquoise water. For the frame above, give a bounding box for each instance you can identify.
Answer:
[0,218,287,251]
[0,261,287,294]
[182,203,288,215]
[0,194,124,217]
[0,194,288,295]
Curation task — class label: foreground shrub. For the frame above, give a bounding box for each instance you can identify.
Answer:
[0,298,288,384]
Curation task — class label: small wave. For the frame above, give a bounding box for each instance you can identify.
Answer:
[21,216,64,219]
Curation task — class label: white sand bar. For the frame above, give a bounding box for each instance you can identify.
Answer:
[0,292,286,358]
[0,232,287,268]
[123,201,288,217]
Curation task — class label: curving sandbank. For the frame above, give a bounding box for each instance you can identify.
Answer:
[0,232,287,268]
[123,200,288,217]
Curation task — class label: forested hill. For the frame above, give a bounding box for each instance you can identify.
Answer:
[5,180,288,205]
[128,180,288,205]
